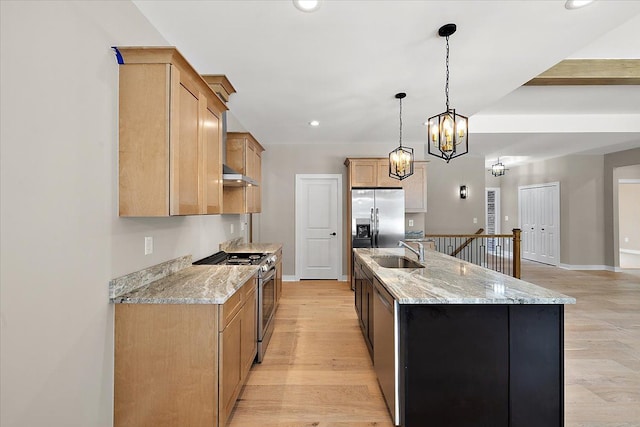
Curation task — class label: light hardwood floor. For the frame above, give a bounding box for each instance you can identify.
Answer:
[228,262,640,426]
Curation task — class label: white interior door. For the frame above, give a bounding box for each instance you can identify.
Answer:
[295,174,342,280]
[519,182,560,266]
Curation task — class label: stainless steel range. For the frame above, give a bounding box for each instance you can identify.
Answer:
[194,251,277,363]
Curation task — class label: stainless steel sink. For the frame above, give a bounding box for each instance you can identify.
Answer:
[372,256,424,269]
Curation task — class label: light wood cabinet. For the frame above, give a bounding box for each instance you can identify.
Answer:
[377,160,401,187]
[241,283,258,377]
[114,304,219,427]
[402,162,428,213]
[117,47,225,217]
[345,158,405,188]
[218,275,258,426]
[114,273,258,427]
[349,159,378,187]
[223,132,265,214]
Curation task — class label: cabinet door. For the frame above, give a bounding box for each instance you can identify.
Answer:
[203,105,222,214]
[403,162,427,213]
[241,280,258,379]
[171,76,202,215]
[118,64,171,217]
[219,309,242,427]
[351,160,378,187]
[377,159,402,188]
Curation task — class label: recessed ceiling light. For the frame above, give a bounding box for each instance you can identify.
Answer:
[293,0,321,13]
[309,120,320,127]
[565,0,595,10]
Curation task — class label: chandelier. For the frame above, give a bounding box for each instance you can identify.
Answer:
[389,92,414,180]
[427,23,468,163]
[490,158,508,177]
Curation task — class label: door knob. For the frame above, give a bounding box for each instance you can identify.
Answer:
[330,232,337,236]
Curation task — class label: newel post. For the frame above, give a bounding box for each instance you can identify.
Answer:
[512,228,521,279]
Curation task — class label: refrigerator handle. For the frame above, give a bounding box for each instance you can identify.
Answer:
[370,208,375,247]
[375,208,380,247]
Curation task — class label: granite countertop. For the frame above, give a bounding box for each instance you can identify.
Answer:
[354,248,576,305]
[224,243,282,254]
[112,264,259,304]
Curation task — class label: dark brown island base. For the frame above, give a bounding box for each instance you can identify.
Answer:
[353,248,576,427]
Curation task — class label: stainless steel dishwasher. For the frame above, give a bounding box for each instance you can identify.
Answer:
[373,277,399,426]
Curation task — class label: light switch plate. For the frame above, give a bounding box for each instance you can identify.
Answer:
[505,215,509,221]
[409,219,414,227]
[144,236,153,255]
[230,223,234,234]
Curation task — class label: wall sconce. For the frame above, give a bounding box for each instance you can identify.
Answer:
[459,185,467,199]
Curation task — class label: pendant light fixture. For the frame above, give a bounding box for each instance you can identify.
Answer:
[427,23,468,163]
[389,92,414,180]
[489,157,509,177]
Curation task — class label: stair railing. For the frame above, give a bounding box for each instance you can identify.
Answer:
[421,229,522,278]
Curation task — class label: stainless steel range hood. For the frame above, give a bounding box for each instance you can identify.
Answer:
[223,164,258,187]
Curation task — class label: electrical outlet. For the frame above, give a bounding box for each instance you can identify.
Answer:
[505,215,509,221]
[240,222,246,231]
[230,223,234,234]
[409,219,414,227]
[473,217,478,224]
[144,236,153,255]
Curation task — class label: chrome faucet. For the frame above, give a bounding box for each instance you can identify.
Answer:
[398,240,425,262]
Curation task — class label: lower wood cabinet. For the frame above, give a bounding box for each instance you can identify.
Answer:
[114,273,258,427]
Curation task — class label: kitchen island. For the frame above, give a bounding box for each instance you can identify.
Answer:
[353,248,576,427]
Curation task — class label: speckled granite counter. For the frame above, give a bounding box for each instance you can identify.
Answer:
[110,257,259,304]
[354,248,575,305]
[221,242,282,254]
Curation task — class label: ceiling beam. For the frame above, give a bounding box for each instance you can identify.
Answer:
[525,59,640,86]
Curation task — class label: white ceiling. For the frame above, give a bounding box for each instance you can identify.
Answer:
[132,0,640,168]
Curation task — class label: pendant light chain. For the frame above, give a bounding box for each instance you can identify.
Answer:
[398,95,403,147]
[445,35,450,111]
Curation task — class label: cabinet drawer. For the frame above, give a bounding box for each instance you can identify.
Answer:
[219,286,244,331]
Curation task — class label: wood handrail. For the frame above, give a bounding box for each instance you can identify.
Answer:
[512,228,521,279]
[423,233,513,238]
[449,228,484,257]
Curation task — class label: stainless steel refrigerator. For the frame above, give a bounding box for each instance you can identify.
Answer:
[352,189,405,249]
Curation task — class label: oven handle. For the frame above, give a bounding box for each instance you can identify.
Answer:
[260,267,276,283]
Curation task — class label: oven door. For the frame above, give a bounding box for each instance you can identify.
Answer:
[257,267,276,363]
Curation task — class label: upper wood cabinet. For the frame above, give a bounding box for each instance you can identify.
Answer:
[223,132,265,214]
[345,158,403,188]
[117,47,226,216]
[402,162,428,213]
[345,158,428,212]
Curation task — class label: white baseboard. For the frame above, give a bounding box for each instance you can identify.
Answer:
[558,264,616,272]
[620,249,640,255]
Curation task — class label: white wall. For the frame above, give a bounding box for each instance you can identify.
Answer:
[0,2,244,426]
[499,155,606,267]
